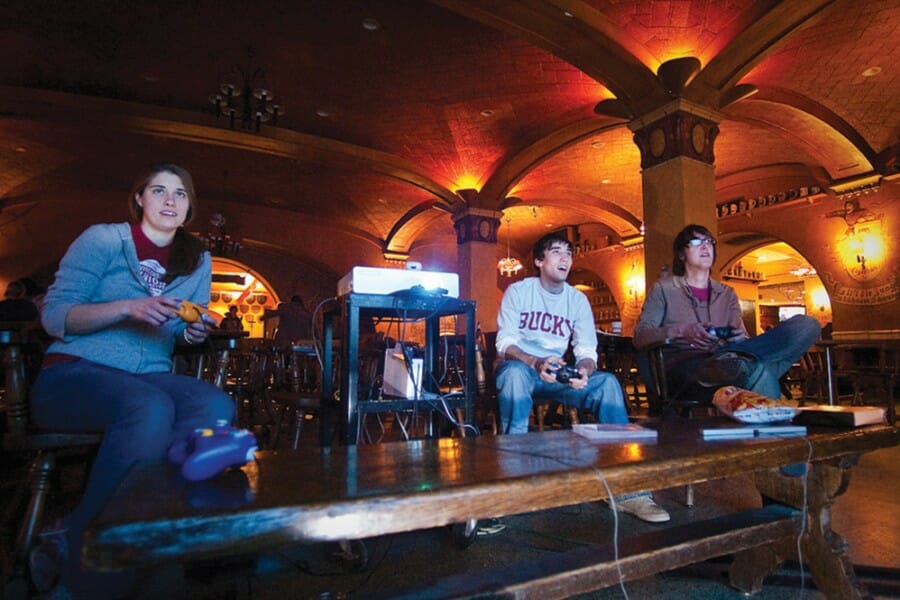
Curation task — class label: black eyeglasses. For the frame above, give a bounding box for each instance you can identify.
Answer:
[685,237,716,248]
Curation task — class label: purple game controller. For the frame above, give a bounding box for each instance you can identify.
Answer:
[168,420,258,481]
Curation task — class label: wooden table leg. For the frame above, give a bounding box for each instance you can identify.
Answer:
[731,457,872,599]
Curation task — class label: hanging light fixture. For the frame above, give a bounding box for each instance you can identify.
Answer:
[497,217,523,277]
[209,46,283,133]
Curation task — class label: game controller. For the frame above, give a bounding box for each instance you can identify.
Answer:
[168,420,258,481]
[553,365,583,384]
[173,300,224,327]
[710,326,736,339]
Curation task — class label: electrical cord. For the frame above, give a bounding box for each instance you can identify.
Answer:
[309,296,336,372]
[490,444,630,599]
[795,435,814,599]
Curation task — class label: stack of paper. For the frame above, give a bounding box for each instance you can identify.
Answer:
[572,423,658,442]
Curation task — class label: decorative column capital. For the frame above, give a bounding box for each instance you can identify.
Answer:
[631,110,720,170]
[452,210,502,245]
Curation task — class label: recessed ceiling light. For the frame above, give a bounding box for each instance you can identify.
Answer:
[601,179,611,184]
[562,11,574,18]
[315,108,331,118]
[480,109,494,117]
[861,66,881,77]
[591,141,605,148]
[15,146,26,153]
[362,18,381,31]
[545,223,554,228]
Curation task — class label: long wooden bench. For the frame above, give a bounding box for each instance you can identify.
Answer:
[377,504,801,599]
[84,420,898,599]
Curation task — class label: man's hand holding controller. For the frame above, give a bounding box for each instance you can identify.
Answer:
[541,358,586,389]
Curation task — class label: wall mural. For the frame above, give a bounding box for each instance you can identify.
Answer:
[822,197,896,305]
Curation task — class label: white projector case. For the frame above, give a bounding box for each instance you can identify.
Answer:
[338,266,459,297]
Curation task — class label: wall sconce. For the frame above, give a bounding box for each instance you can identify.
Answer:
[828,197,886,282]
[810,288,830,313]
[626,273,645,307]
[838,215,885,282]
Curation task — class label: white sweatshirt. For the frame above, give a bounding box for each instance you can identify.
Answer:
[495,277,598,364]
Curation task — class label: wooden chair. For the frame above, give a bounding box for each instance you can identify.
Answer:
[636,342,718,508]
[263,344,321,450]
[533,400,580,431]
[797,349,857,406]
[475,332,499,434]
[597,332,650,415]
[478,336,583,433]
[0,323,102,588]
[639,343,717,419]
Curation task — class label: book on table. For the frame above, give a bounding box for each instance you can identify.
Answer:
[572,423,658,442]
[700,423,807,440]
[793,405,886,428]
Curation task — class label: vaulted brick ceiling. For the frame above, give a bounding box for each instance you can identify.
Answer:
[0,0,896,281]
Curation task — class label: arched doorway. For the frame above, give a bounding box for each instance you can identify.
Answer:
[569,268,621,333]
[210,257,280,339]
[723,242,830,335]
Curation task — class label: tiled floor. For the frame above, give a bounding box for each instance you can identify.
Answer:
[3,409,898,599]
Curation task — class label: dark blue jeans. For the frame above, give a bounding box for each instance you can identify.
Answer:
[721,315,821,399]
[30,359,235,534]
[665,315,821,404]
[495,360,628,434]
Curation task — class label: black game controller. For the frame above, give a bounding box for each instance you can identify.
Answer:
[553,365,583,384]
[710,326,736,339]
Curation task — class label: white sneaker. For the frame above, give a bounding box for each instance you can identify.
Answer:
[476,518,507,536]
[612,495,671,523]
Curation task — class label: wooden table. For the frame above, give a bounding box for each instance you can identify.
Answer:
[83,420,898,599]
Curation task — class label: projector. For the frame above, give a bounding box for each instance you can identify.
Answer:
[338,266,460,297]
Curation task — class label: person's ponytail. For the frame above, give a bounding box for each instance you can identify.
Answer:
[164,227,206,282]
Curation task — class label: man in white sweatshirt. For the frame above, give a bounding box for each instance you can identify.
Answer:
[494,232,669,523]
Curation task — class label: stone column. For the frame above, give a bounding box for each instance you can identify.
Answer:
[452,208,502,332]
[630,100,721,286]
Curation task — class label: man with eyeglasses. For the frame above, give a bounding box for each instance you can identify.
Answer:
[634,224,820,413]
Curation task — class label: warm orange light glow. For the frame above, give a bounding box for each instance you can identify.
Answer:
[210,257,279,338]
[624,443,644,460]
[626,273,645,306]
[437,437,462,459]
[454,174,481,192]
[839,221,886,282]
[656,50,703,70]
[626,274,645,296]
[498,257,524,277]
[594,87,617,102]
[810,286,830,312]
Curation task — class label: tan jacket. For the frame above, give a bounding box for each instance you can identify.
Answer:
[633,275,747,351]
